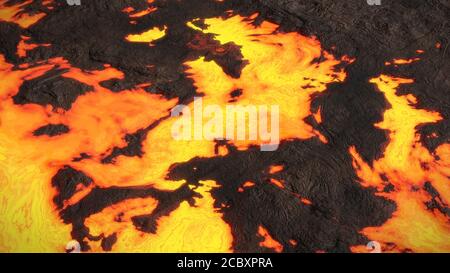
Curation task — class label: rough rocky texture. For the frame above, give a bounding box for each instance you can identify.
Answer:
[1,0,448,252]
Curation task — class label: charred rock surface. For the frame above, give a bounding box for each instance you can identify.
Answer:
[33,123,70,137]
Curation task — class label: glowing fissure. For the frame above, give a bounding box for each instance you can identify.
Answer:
[350,75,450,253]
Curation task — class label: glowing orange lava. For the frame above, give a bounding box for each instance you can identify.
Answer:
[123,0,157,19]
[126,26,167,44]
[269,178,285,189]
[186,15,349,149]
[258,226,283,252]
[350,75,450,253]
[85,181,232,252]
[385,58,420,66]
[269,165,284,174]
[0,0,47,29]
[0,52,234,252]
[3,3,446,253]
[17,36,50,58]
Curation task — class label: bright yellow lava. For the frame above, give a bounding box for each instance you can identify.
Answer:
[186,15,348,147]
[0,0,46,29]
[86,181,232,252]
[2,8,448,253]
[350,75,450,253]
[126,26,167,43]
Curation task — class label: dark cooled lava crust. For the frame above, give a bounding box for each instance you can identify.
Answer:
[0,0,448,252]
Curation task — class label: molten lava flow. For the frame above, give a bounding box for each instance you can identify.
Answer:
[350,75,450,253]
[313,107,323,124]
[258,226,283,252]
[300,198,312,205]
[85,181,232,252]
[17,36,50,58]
[129,8,157,18]
[269,165,284,174]
[123,0,157,19]
[238,181,255,192]
[385,58,421,66]
[269,178,285,189]
[0,51,234,251]
[0,0,47,28]
[0,12,353,252]
[186,15,349,149]
[126,26,167,44]
[0,56,72,252]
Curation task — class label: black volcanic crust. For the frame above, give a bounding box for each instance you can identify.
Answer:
[13,68,93,110]
[33,123,70,137]
[1,0,448,252]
